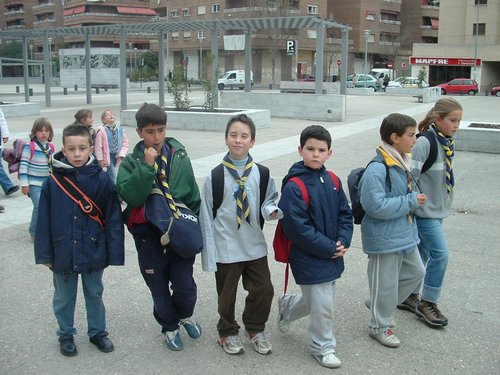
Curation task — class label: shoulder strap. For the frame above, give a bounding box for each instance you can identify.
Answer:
[420,131,437,173]
[367,160,392,191]
[289,176,309,207]
[211,164,224,219]
[327,170,340,192]
[50,174,105,229]
[30,142,35,159]
[256,163,269,229]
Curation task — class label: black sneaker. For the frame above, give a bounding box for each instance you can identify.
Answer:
[397,293,420,313]
[59,335,77,357]
[416,300,448,328]
[89,331,114,353]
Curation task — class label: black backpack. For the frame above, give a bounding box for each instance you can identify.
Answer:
[211,163,270,229]
[418,131,438,174]
[347,160,391,225]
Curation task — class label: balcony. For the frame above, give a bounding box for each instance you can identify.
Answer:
[383,0,402,4]
[380,19,401,26]
[4,9,25,17]
[33,19,56,26]
[33,1,55,10]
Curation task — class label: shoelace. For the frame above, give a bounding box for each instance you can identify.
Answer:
[249,331,270,345]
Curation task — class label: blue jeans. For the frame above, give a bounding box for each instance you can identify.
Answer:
[52,269,106,337]
[28,185,42,236]
[414,217,449,303]
[0,160,15,194]
[106,153,117,184]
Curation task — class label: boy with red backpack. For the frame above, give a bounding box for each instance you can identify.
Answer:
[276,125,353,369]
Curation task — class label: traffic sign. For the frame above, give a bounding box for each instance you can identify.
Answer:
[286,40,296,56]
[387,63,393,68]
[402,62,407,68]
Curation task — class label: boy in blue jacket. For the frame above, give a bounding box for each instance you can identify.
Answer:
[35,124,124,357]
[277,125,353,369]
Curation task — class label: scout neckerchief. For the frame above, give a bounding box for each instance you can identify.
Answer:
[222,153,253,229]
[431,124,455,193]
[34,140,53,173]
[153,145,181,219]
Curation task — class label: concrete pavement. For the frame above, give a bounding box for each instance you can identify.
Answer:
[0,86,499,374]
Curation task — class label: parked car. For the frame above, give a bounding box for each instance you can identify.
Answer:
[299,74,315,81]
[436,78,478,95]
[388,77,429,88]
[347,74,381,91]
[490,85,500,97]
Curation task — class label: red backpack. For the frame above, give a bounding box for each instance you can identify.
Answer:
[273,170,340,295]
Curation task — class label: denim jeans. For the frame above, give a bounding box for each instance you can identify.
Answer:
[105,153,117,184]
[28,185,42,236]
[52,269,106,337]
[0,161,15,194]
[414,217,449,303]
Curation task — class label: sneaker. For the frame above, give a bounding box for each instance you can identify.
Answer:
[415,300,448,328]
[363,298,396,328]
[246,331,272,355]
[59,335,77,357]
[312,351,342,368]
[277,295,290,333]
[89,331,114,353]
[217,335,245,355]
[165,329,183,351]
[0,204,5,213]
[368,328,401,348]
[397,293,420,313]
[180,317,202,339]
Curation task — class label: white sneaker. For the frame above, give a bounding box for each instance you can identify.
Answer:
[217,335,245,355]
[246,331,272,355]
[277,295,290,333]
[312,351,342,368]
[368,328,401,348]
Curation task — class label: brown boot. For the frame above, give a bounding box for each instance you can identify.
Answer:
[416,300,448,328]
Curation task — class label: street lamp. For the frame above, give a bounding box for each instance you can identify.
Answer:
[29,44,33,77]
[199,33,205,81]
[134,47,138,70]
[363,30,371,88]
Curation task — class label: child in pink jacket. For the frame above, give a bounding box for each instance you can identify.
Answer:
[94,109,129,183]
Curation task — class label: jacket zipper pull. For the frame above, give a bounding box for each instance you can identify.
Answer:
[320,175,324,183]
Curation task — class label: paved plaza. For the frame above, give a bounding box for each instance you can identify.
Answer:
[0,85,499,374]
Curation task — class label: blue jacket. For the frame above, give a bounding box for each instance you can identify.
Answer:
[359,148,419,255]
[35,151,125,273]
[278,162,353,285]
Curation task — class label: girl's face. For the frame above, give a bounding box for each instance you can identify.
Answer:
[82,115,93,127]
[435,109,462,137]
[391,126,417,155]
[35,127,51,143]
[102,111,115,126]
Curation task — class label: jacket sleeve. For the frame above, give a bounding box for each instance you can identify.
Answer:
[103,177,125,266]
[199,174,218,272]
[34,180,53,265]
[118,128,129,158]
[335,182,354,248]
[116,155,155,208]
[260,174,283,221]
[94,128,105,163]
[279,182,338,259]
[170,151,201,215]
[360,163,418,220]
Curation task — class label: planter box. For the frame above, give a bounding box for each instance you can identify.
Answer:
[0,102,40,117]
[455,121,500,154]
[120,108,270,132]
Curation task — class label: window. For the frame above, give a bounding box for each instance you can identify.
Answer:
[198,30,206,40]
[198,5,206,15]
[170,9,178,18]
[182,8,190,17]
[307,4,319,14]
[172,32,179,40]
[474,0,487,5]
[184,31,191,39]
[306,29,317,39]
[212,4,220,13]
[473,23,486,35]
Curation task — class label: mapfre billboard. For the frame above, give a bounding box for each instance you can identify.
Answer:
[410,57,481,66]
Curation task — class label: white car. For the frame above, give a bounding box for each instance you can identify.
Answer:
[388,77,429,88]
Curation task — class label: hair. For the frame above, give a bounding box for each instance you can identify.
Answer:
[418,97,463,133]
[379,113,417,144]
[299,125,332,149]
[225,114,256,141]
[135,103,167,129]
[73,109,93,125]
[62,124,92,146]
[29,117,54,142]
[101,109,115,123]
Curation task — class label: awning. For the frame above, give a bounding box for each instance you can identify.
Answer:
[116,7,157,16]
[63,6,85,16]
[430,18,439,29]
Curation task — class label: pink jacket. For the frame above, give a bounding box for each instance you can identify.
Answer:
[94,125,129,167]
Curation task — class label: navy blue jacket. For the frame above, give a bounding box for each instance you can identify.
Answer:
[278,162,353,285]
[35,152,125,273]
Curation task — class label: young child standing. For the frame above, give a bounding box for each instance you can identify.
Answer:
[117,103,202,352]
[35,124,124,357]
[73,109,95,144]
[398,98,462,328]
[94,109,129,183]
[19,117,55,241]
[359,113,426,348]
[276,125,353,369]
[199,114,281,356]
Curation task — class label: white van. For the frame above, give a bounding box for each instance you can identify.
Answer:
[369,68,395,82]
[217,70,253,90]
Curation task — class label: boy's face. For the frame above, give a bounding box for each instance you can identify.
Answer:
[225,121,255,160]
[391,126,417,155]
[298,138,332,170]
[137,124,166,154]
[62,135,93,168]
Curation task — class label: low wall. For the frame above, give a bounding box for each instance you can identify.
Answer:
[0,102,40,117]
[220,91,345,122]
[120,108,270,132]
[455,121,500,154]
[280,81,340,94]
[386,87,441,103]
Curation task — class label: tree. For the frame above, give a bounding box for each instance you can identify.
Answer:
[0,41,23,59]
[170,64,190,110]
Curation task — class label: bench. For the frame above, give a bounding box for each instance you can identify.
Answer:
[280,88,326,94]
[412,95,423,103]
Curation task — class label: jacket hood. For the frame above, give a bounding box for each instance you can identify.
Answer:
[281,161,327,190]
[51,150,100,175]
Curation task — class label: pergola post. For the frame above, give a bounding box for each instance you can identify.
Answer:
[119,27,127,110]
[244,29,252,92]
[22,37,30,102]
[340,27,349,95]
[43,31,51,108]
[315,21,325,94]
[85,32,92,104]
[158,31,165,108]
[211,22,219,108]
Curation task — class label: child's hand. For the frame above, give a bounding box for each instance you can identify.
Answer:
[43,263,52,269]
[22,186,30,195]
[99,160,107,168]
[332,241,348,259]
[416,193,427,206]
[116,156,124,166]
[270,210,278,219]
[144,147,157,166]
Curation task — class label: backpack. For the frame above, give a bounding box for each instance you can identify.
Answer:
[273,171,340,295]
[2,139,55,175]
[418,131,438,174]
[347,161,391,225]
[211,162,269,229]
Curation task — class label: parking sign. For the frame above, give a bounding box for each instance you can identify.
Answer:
[286,40,296,56]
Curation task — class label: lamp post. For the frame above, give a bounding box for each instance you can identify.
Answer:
[134,47,138,70]
[473,1,479,80]
[29,44,33,77]
[363,30,371,88]
[199,34,205,81]
[48,37,53,86]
